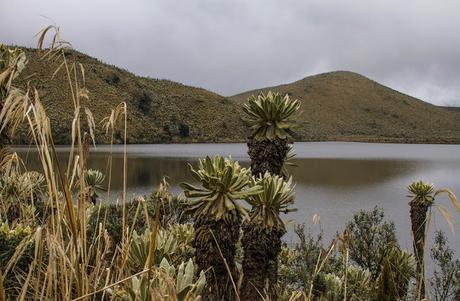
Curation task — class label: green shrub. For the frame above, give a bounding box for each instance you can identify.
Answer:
[0,170,47,224]
[278,224,340,296]
[148,178,188,227]
[374,247,415,300]
[127,223,195,273]
[430,231,460,301]
[87,179,186,248]
[279,208,403,300]
[87,198,155,247]
[0,223,34,297]
[136,90,153,114]
[346,206,398,279]
[178,123,190,137]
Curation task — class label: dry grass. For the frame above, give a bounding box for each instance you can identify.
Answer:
[0,28,202,301]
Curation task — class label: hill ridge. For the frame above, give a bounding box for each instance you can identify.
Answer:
[9,46,460,144]
[230,70,460,143]
[13,47,246,144]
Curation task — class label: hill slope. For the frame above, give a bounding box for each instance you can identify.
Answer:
[11,48,460,144]
[13,48,246,144]
[231,71,460,143]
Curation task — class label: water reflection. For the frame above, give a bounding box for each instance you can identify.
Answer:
[15,143,460,253]
[290,158,421,189]
[21,154,430,192]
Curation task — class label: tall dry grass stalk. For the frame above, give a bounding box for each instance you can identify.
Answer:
[101,102,127,242]
[0,26,169,300]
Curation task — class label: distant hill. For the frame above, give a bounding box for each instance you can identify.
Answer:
[13,48,246,144]
[231,71,460,143]
[11,48,460,144]
[442,106,460,112]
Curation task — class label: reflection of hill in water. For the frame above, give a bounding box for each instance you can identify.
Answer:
[22,153,197,190]
[16,148,460,253]
[288,158,422,188]
[22,150,425,192]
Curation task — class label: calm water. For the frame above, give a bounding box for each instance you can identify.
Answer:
[15,142,460,253]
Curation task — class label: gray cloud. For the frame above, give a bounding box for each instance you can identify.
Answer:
[1,0,460,106]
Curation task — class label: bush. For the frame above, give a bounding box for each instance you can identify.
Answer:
[279,208,405,300]
[104,72,120,85]
[0,171,47,224]
[137,91,153,114]
[178,123,190,137]
[430,231,460,301]
[127,223,195,273]
[149,178,188,227]
[278,224,340,296]
[87,179,186,248]
[346,206,398,279]
[87,198,155,247]
[0,223,34,297]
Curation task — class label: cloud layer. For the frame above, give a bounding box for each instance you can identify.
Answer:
[1,0,460,105]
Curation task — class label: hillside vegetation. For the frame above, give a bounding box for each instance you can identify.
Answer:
[14,48,460,144]
[13,48,246,144]
[231,71,460,143]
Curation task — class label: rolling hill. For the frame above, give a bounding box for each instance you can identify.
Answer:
[11,47,460,144]
[231,71,460,143]
[13,48,246,144]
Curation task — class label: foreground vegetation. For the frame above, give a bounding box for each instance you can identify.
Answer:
[1,29,460,301]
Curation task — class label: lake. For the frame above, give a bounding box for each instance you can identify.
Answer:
[14,142,460,254]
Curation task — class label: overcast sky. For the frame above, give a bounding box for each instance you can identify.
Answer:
[1,0,460,106]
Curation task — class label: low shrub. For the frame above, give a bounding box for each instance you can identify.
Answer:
[346,206,398,279]
[87,179,186,248]
[430,231,460,301]
[0,223,34,297]
[87,198,155,248]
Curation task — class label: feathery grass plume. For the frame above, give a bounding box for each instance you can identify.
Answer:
[0,151,26,176]
[0,26,111,299]
[101,102,127,198]
[101,101,128,254]
[0,44,27,98]
[35,23,85,237]
[0,88,30,139]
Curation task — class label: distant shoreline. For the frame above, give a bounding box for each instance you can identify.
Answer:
[10,136,460,149]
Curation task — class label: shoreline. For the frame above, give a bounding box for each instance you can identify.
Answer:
[9,136,460,147]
